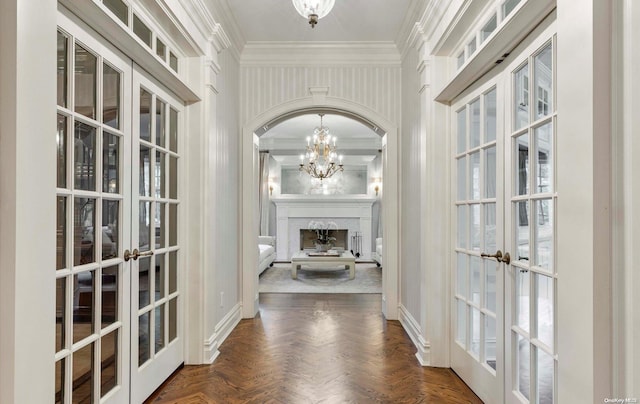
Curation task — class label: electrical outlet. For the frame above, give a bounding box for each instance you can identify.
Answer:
[220,292,224,308]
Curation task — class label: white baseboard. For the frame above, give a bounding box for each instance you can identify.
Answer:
[398,304,431,366]
[203,302,242,364]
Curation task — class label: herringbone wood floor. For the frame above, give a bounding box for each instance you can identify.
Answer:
[146,294,482,403]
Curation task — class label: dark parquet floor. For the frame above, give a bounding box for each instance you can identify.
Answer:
[146,293,482,404]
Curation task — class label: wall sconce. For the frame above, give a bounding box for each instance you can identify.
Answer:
[373,177,382,196]
[269,177,275,196]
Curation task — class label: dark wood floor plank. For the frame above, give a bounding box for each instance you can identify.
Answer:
[146,293,482,404]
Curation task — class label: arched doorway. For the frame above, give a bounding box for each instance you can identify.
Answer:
[240,99,399,320]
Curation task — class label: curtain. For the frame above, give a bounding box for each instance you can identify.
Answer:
[259,152,270,236]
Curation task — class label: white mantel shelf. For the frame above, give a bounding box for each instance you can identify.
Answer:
[272,196,377,260]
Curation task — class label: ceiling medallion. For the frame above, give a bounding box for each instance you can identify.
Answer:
[292,0,335,28]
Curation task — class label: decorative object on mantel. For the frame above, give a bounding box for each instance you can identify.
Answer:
[308,220,338,252]
[292,0,335,28]
[299,114,344,182]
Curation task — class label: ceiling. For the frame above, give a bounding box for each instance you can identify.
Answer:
[223,0,413,43]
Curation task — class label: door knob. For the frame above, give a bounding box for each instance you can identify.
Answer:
[480,250,511,265]
[124,248,154,261]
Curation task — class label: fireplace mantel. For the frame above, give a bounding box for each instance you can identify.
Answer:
[272,197,376,260]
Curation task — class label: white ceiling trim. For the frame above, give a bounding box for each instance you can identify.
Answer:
[240,41,401,66]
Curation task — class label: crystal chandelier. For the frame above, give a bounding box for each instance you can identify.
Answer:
[292,0,335,28]
[299,114,343,182]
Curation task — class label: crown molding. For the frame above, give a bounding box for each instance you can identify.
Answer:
[240,41,401,66]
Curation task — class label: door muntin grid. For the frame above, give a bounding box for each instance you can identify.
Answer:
[509,39,556,404]
[454,86,499,373]
[133,83,180,370]
[55,26,129,404]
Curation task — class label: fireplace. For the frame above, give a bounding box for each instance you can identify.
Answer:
[299,229,348,250]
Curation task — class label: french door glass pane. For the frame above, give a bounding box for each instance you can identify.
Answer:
[102,266,118,328]
[516,134,530,196]
[467,37,477,57]
[457,157,466,200]
[470,256,481,305]
[517,333,530,400]
[139,257,151,308]
[156,100,165,147]
[140,146,151,196]
[469,152,480,200]
[484,203,496,253]
[139,201,151,251]
[57,197,66,270]
[103,63,120,129]
[457,253,467,297]
[74,44,97,120]
[55,358,65,404]
[537,347,554,403]
[470,204,481,251]
[103,132,120,193]
[57,115,67,188]
[155,306,165,353]
[169,204,178,246]
[535,123,553,193]
[515,201,530,263]
[73,270,95,343]
[74,198,95,265]
[485,146,496,198]
[169,298,178,342]
[169,251,177,294]
[514,64,529,131]
[169,52,178,72]
[485,88,497,142]
[534,44,553,120]
[485,261,496,313]
[457,205,467,249]
[74,122,96,191]
[485,314,497,370]
[155,202,165,248]
[470,99,481,148]
[73,342,95,402]
[534,199,553,269]
[155,152,165,198]
[140,90,151,142]
[156,38,166,59]
[456,299,466,347]
[138,312,150,366]
[169,108,178,152]
[470,308,480,357]
[56,278,65,352]
[100,329,118,397]
[102,200,118,260]
[57,32,67,108]
[169,156,178,199]
[516,269,530,332]
[457,108,466,154]
[155,254,165,299]
[536,274,554,349]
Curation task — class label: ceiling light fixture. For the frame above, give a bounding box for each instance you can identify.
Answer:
[292,0,335,28]
[299,113,343,182]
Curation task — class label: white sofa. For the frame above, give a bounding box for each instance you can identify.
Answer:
[258,236,276,275]
[373,237,382,267]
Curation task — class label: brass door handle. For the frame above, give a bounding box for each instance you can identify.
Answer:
[124,248,154,261]
[480,250,511,265]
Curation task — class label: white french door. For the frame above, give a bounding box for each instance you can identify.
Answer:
[130,66,183,403]
[452,80,505,404]
[452,21,557,404]
[55,9,183,403]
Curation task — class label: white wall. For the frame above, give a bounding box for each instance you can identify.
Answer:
[614,0,640,397]
[0,0,57,402]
